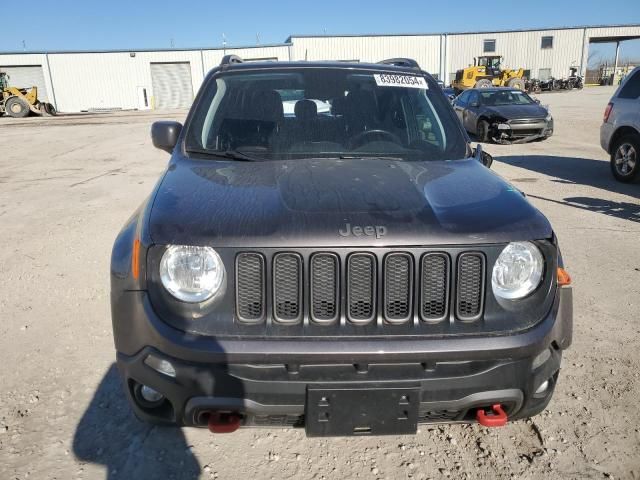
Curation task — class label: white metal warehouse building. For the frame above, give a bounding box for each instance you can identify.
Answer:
[1,24,639,113]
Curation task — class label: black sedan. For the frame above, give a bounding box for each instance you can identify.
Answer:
[452,88,553,144]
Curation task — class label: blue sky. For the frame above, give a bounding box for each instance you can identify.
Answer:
[3,0,640,62]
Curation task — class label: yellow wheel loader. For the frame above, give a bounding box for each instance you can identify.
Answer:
[452,56,525,93]
[0,71,56,118]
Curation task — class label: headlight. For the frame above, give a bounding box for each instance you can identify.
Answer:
[545,114,552,122]
[159,245,224,303]
[491,242,544,300]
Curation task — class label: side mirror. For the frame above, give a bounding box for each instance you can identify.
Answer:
[151,121,182,153]
[534,98,541,104]
[473,144,493,168]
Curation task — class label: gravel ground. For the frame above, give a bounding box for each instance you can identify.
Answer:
[0,86,639,480]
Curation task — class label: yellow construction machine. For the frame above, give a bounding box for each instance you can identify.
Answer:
[452,56,525,93]
[0,71,56,118]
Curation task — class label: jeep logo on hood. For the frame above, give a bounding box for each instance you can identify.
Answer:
[339,223,387,239]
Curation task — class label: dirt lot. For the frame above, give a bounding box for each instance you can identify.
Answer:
[0,87,639,480]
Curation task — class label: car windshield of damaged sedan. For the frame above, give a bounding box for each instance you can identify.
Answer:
[185,68,469,161]
[479,89,537,106]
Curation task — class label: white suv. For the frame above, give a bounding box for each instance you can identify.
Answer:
[601,66,640,183]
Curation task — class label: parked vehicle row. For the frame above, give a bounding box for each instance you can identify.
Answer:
[526,73,584,94]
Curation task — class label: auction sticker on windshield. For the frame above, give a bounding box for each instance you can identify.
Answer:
[374,74,428,89]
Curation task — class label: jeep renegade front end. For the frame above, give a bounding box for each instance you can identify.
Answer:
[111,56,572,437]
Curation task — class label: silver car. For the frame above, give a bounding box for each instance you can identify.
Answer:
[600,66,640,182]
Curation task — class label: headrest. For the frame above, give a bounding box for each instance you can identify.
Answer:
[246,90,284,123]
[294,99,317,121]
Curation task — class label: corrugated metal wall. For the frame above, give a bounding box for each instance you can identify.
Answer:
[0,46,290,112]
[289,36,441,77]
[1,25,639,113]
[445,29,585,83]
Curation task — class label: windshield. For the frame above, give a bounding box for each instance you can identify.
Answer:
[480,90,535,106]
[185,68,468,161]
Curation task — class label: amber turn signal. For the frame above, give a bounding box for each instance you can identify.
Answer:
[132,238,141,279]
[557,267,571,286]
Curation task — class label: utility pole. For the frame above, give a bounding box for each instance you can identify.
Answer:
[222,33,227,55]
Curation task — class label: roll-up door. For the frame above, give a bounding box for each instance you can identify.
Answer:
[0,65,48,102]
[150,62,193,109]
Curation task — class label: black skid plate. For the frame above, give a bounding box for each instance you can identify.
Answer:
[305,386,420,437]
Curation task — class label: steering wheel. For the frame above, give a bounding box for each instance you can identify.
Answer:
[348,129,403,150]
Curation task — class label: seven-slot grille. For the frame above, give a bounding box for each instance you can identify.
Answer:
[234,251,486,325]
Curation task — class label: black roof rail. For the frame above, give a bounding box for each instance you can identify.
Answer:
[220,55,243,66]
[378,58,420,69]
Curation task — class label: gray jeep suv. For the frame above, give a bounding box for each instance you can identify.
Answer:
[601,66,640,183]
[111,56,573,437]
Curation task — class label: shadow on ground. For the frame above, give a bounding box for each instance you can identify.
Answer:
[73,365,201,480]
[495,155,640,223]
[496,155,640,200]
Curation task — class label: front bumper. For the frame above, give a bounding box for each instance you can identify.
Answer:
[600,122,614,153]
[114,287,572,432]
[492,118,553,144]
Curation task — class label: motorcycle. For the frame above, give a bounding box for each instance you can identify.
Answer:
[539,77,560,91]
[568,75,584,90]
[526,78,541,94]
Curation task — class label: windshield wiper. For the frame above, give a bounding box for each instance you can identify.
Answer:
[185,148,259,162]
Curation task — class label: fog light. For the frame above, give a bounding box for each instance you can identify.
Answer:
[140,384,164,403]
[144,355,176,378]
[535,380,550,395]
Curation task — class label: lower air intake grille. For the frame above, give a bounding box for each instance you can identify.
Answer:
[347,253,376,323]
[420,254,449,322]
[273,253,302,323]
[235,253,265,323]
[417,408,461,423]
[384,253,412,323]
[310,254,339,323]
[456,253,485,321]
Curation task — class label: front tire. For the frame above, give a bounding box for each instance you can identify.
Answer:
[477,120,490,143]
[507,78,525,90]
[610,134,640,183]
[5,96,30,118]
[475,79,493,89]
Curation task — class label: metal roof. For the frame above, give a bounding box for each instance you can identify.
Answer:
[0,42,291,56]
[285,23,640,41]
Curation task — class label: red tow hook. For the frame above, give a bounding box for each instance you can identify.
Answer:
[476,404,508,427]
[207,412,242,433]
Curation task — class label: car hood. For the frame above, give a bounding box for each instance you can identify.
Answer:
[484,104,549,120]
[148,155,552,247]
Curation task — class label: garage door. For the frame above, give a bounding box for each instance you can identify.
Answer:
[150,62,193,109]
[0,65,48,102]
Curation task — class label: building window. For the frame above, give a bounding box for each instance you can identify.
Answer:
[541,36,554,49]
[483,39,496,53]
[538,68,552,81]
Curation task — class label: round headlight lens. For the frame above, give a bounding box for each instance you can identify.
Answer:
[491,242,544,300]
[159,245,224,303]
